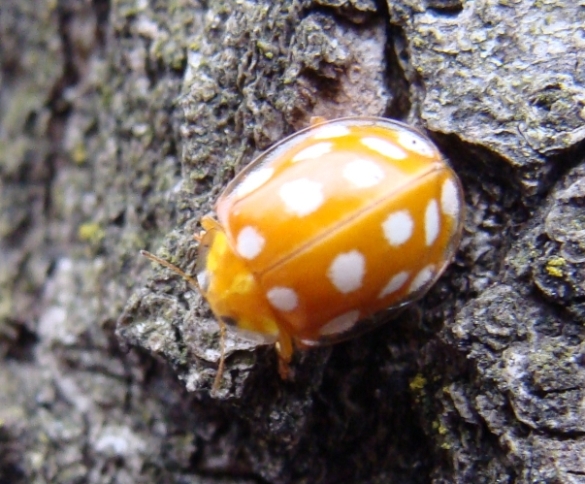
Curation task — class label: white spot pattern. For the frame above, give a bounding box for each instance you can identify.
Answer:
[382,210,414,246]
[313,125,351,140]
[235,167,274,197]
[291,142,333,163]
[196,269,210,292]
[327,251,366,294]
[441,178,460,219]
[279,178,324,217]
[408,265,434,294]
[266,287,299,312]
[361,137,407,160]
[236,226,265,260]
[425,199,440,246]
[319,310,360,336]
[343,159,385,188]
[378,271,409,299]
[396,130,436,157]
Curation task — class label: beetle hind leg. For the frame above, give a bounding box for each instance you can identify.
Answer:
[275,331,294,380]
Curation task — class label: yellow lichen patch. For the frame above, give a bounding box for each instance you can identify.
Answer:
[409,373,427,392]
[71,141,88,164]
[409,374,428,405]
[546,256,566,278]
[78,222,105,244]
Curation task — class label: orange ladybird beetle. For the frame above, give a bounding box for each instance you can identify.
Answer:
[144,116,464,387]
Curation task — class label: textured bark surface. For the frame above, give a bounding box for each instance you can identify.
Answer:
[1,0,584,483]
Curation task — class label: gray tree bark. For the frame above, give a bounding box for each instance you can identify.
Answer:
[1,0,584,483]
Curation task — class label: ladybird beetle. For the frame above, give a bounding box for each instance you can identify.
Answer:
[144,116,464,384]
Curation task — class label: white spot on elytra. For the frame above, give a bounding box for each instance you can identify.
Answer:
[266,287,298,312]
[378,271,409,299]
[361,137,407,160]
[319,310,360,336]
[425,199,440,246]
[382,210,414,246]
[408,265,434,294]
[343,159,385,188]
[291,142,333,162]
[327,251,366,294]
[236,226,265,260]
[396,130,436,157]
[235,167,274,197]
[313,125,351,140]
[279,178,324,216]
[441,178,460,219]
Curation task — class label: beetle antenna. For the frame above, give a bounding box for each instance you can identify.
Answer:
[140,250,200,291]
[141,250,227,394]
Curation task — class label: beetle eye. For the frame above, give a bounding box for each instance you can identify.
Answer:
[220,316,238,327]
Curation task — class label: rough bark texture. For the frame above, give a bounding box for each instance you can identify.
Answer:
[1,0,584,483]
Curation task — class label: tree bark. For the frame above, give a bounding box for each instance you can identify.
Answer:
[1,0,584,483]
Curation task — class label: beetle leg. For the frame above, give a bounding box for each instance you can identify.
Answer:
[211,318,227,395]
[275,331,294,380]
